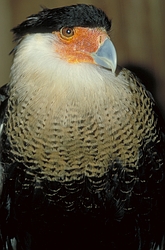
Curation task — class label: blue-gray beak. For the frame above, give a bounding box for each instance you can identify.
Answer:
[92,39,117,73]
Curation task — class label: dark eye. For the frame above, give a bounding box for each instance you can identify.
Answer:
[60,27,74,39]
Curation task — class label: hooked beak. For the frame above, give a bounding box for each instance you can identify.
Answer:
[92,38,117,73]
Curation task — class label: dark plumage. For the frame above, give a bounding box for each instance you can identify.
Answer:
[0,4,165,250]
[12,4,111,41]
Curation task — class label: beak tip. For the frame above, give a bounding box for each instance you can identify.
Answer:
[92,39,117,73]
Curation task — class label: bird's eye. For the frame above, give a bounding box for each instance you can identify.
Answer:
[60,27,74,39]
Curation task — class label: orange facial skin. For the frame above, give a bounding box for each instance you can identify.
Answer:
[53,27,109,64]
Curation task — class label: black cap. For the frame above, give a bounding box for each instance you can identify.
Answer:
[12,4,111,41]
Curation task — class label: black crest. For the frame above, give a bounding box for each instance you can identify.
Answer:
[12,4,111,41]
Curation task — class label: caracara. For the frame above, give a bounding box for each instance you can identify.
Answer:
[0,4,165,250]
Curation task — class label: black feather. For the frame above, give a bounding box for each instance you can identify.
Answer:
[12,4,111,41]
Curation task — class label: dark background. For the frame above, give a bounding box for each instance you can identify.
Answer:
[1,0,165,116]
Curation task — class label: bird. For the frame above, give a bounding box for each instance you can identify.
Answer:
[0,3,165,250]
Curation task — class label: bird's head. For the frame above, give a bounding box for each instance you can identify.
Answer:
[11,4,117,74]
